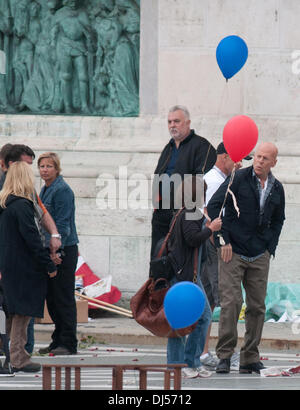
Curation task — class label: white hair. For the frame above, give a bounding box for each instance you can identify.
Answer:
[168,105,190,120]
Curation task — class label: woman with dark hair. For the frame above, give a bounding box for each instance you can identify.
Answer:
[166,175,222,379]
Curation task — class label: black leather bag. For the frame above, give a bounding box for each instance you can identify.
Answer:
[149,255,174,281]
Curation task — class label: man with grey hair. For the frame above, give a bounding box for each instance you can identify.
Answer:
[151,105,216,258]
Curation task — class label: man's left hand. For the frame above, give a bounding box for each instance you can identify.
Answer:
[220,243,232,263]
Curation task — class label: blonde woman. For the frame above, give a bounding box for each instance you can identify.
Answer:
[0,162,57,373]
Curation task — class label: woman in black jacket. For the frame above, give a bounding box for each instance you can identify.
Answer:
[0,162,57,373]
[166,175,222,379]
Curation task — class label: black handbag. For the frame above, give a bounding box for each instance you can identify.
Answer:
[149,208,184,281]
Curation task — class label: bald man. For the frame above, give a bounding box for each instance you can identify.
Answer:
[207,142,285,375]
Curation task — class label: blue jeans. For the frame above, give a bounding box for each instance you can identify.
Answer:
[167,256,212,368]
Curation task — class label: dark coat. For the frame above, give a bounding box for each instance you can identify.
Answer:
[152,130,216,209]
[154,130,216,176]
[0,195,56,317]
[167,208,212,282]
[207,166,285,257]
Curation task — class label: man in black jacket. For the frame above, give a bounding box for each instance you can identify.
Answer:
[207,142,285,375]
[151,105,216,257]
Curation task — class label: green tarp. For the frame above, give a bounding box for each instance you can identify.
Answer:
[212,282,300,323]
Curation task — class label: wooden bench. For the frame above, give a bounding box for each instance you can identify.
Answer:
[42,363,187,390]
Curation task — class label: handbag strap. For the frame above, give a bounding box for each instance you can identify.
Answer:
[201,143,212,174]
[157,207,184,258]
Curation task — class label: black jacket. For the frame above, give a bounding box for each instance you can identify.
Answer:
[207,166,285,257]
[152,130,216,209]
[0,195,56,317]
[167,208,212,282]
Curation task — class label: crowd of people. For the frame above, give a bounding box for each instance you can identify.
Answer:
[0,104,285,381]
[151,105,285,378]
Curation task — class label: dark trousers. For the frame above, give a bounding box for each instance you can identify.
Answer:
[46,244,78,353]
[150,209,173,258]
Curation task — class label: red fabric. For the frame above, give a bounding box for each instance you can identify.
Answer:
[76,260,121,308]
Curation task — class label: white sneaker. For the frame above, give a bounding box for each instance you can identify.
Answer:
[200,352,218,369]
[196,366,212,378]
[182,367,199,379]
[230,352,240,371]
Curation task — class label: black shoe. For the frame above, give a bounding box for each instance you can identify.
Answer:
[239,361,265,374]
[50,346,76,356]
[38,346,53,355]
[216,358,231,374]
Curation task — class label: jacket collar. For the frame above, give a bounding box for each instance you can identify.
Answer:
[41,175,63,195]
[169,129,195,147]
[249,166,276,206]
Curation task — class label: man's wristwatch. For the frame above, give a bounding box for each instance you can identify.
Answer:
[51,234,61,239]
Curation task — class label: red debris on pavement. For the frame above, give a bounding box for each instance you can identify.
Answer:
[289,365,300,374]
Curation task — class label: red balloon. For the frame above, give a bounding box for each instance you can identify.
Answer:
[223,115,258,162]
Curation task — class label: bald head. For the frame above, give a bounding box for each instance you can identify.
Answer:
[253,142,278,180]
[256,142,278,158]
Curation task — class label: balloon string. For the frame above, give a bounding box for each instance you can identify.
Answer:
[218,167,239,218]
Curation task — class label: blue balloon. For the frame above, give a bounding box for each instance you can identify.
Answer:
[163,282,205,330]
[216,35,248,80]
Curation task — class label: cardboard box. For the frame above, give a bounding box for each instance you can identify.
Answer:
[76,299,89,323]
[36,299,89,324]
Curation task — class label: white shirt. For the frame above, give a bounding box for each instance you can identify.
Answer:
[204,166,227,206]
[259,177,268,209]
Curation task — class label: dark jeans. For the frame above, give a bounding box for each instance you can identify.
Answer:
[46,244,78,353]
[167,271,212,368]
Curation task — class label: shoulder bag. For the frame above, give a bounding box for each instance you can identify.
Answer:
[130,232,199,338]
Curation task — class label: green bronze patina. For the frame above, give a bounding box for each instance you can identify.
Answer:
[0,0,140,116]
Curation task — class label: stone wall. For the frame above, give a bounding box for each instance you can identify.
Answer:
[1,0,300,297]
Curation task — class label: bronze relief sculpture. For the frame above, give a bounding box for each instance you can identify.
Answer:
[0,0,140,116]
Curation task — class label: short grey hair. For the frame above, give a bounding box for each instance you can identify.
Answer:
[168,105,190,120]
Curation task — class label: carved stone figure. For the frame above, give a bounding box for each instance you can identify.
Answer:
[51,0,92,113]
[0,0,12,110]
[114,0,139,115]
[13,0,41,110]
[23,0,60,112]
